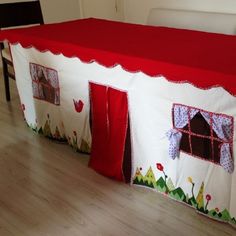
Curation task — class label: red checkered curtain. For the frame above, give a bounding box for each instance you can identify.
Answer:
[89,82,129,181]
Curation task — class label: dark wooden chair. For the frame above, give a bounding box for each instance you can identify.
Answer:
[0,0,44,101]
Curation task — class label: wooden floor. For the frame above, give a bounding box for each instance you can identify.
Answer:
[0,71,235,236]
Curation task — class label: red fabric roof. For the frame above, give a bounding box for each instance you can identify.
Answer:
[1,18,236,95]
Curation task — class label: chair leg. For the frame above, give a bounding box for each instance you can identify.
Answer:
[2,59,10,101]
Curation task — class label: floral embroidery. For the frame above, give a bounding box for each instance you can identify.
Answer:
[205,194,212,212]
[156,163,168,193]
[156,163,163,171]
[133,165,236,224]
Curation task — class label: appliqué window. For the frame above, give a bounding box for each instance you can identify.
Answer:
[166,103,234,173]
[30,63,60,105]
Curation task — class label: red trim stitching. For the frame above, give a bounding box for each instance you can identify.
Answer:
[174,128,229,143]
[210,113,214,161]
[172,103,234,164]
[29,62,60,106]
[187,107,193,155]
[6,43,236,98]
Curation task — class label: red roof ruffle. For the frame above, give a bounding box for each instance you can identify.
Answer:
[1,18,236,95]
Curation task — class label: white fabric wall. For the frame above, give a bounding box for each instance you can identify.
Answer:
[10,44,236,222]
[124,0,236,24]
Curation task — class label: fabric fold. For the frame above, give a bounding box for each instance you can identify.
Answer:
[166,129,182,160]
[220,143,234,174]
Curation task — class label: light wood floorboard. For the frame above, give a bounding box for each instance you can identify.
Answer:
[0,70,235,236]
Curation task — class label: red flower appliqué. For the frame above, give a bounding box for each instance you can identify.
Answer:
[156,163,164,171]
[206,194,212,201]
[73,131,77,136]
[205,194,212,212]
[73,99,84,113]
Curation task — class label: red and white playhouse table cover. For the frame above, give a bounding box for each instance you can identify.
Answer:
[1,18,236,226]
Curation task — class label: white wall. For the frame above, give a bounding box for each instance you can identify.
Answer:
[2,0,236,25]
[81,0,124,21]
[0,0,81,68]
[40,0,81,23]
[124,0,236,24]
[0,0,81,23]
